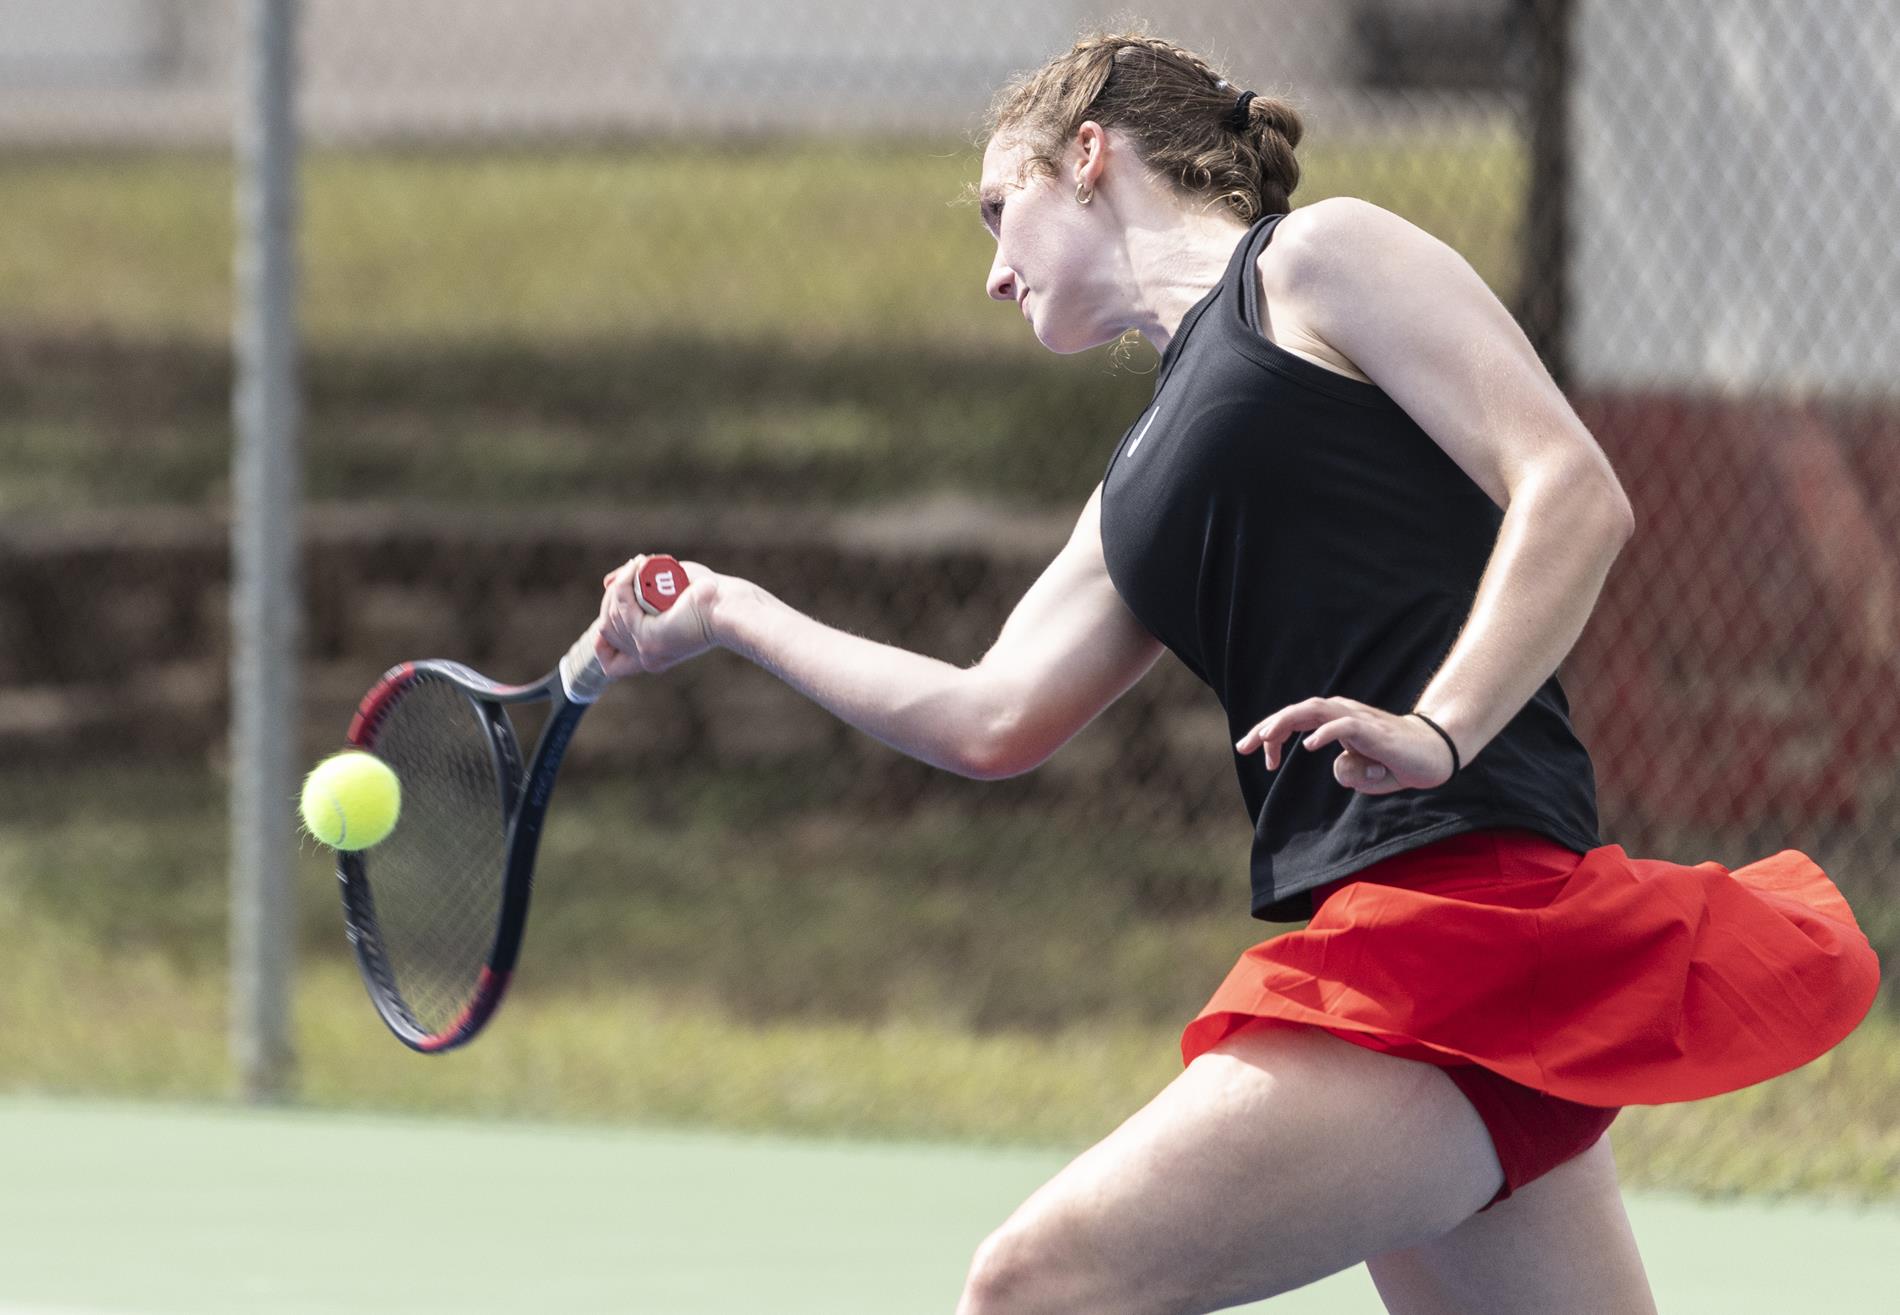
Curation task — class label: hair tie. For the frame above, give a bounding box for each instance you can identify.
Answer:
[1226,89,1257,131]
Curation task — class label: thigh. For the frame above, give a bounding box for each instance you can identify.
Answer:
[1366,1133,1657,1315]
[963,1023,1505,1314]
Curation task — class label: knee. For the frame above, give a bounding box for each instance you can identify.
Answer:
[960,1223,1112,1315]
[957,1224,1161,1315]
[958,1227,1039,1315]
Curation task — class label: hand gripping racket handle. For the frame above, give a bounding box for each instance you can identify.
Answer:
[559,553,686,705]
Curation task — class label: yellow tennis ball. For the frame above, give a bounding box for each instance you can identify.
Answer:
[300,751,401,851]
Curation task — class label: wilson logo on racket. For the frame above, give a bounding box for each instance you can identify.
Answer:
[635,557,680,613]
[334,553,688,1055]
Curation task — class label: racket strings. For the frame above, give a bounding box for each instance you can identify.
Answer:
[360,675,513,1036]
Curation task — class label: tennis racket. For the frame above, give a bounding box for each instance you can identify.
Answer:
[336,552,687,1053]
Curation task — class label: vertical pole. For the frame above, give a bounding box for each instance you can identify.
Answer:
[1522,0,1573,387]
[231,0,301,1103]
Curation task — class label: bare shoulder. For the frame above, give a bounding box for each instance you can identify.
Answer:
[1258,197,1451,299]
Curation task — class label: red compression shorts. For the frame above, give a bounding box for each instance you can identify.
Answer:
[1434,1058,1618,1210]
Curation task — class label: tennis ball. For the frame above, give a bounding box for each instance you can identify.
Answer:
[300,750,401,851]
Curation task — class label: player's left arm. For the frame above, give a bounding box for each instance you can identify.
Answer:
[1235,197,1635,789]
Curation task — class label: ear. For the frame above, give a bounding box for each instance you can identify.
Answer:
[1072,120,1110,190]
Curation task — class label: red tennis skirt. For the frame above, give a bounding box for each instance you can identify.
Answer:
[1182,829,1883,1109]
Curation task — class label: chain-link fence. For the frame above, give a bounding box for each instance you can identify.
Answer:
[1,0,1895,1194]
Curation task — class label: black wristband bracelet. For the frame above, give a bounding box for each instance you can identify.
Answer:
[1409,712,1461,776]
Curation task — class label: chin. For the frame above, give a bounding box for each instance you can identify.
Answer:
[1033,315,1121,356]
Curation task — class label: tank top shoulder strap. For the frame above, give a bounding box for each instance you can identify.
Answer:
[1150,212,1287,396]
[1234,212,1288,336]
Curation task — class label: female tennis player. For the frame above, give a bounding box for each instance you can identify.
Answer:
[595,31,1881,1314]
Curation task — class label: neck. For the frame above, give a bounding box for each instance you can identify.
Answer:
[1120,212,1250,353]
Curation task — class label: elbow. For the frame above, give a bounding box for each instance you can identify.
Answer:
[956,706,1049,781]
[957,732,1043,782]
[1531,458,1635,544]
[1585,464,1636,541]
[1555,468,1635,546]
[1606,490,1637,544]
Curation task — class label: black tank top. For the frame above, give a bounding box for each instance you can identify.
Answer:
[1100,212,1601,923]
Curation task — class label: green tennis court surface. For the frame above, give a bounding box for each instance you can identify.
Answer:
[0,1098,1890,1314]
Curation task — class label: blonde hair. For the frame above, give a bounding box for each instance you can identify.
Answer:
[983,28,1303,223]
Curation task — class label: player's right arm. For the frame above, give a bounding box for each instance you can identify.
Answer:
[602,484,1163,780]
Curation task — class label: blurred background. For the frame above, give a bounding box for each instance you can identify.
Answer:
[1,0,1895,1208]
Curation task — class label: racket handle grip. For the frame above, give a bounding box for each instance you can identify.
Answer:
[560,630,612,705]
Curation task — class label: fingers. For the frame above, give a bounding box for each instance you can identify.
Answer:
[1301,716,1388,783]
[597,602,637,667]
[1235,697,1361,768]
[1234,696,1397,788]
[599,556,649,628]
[603,554,646,590]
[1333,748,1389,787]
[1299,715,1358,755]
[598,559,645,660]
[574,617,637,684]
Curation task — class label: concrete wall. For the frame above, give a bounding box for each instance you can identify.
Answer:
[0,501,1236,822]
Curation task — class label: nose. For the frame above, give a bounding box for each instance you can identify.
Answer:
[986,252,1017,303]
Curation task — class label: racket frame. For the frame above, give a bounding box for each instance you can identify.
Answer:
[339,656,588,1052]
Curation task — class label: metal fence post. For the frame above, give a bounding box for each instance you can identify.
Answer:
[230,0,301,1102]
[1522,0,1573,386]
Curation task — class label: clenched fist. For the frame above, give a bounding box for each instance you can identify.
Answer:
[596,554,722,678]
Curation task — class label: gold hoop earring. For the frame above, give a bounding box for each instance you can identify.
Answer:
[1075,180,1093,206]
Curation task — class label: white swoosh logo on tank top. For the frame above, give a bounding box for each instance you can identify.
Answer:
[1126,408,1161,456]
